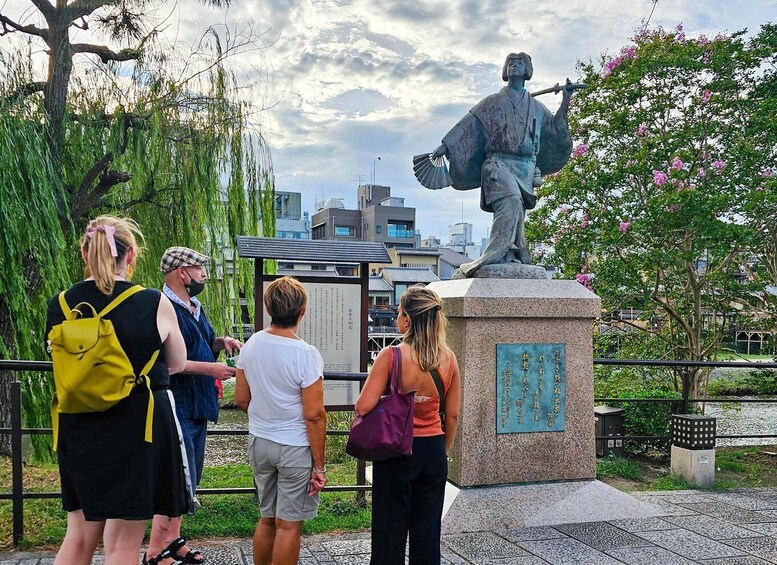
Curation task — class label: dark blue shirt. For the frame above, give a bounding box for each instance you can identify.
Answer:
[169,302,220,422]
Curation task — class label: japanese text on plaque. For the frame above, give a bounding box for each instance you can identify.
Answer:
[496,344,566,433]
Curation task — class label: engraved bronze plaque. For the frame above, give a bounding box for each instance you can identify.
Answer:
[496,343,566,433]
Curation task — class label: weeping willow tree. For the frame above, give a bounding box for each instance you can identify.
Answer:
[0,1,276,458]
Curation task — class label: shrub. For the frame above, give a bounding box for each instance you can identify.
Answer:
[707,369,777,396]
[595,366,681,455]
[596,456,642,481]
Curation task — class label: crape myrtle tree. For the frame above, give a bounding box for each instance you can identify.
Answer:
[0,0,276,457]
[527,24,776,399]
[739,24,777,332]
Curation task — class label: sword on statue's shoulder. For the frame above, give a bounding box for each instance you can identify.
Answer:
[531,82,588,97]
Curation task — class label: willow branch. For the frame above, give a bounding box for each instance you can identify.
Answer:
[2,81,46,103]
[0,13,49,39]
[72,43,141,63]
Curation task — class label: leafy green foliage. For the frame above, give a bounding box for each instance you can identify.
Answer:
[530,24,777,397]
[595,367,681,455]
[596,456,642,481]
[707,368,777,395]
[0,28,274,460]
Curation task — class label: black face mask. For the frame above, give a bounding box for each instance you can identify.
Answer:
[183,269,206,298]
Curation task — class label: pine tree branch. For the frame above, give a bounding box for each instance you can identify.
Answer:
[64,0,110,22]
[72,43,141,63]
[28,0,54,20]
[0,13,49,39]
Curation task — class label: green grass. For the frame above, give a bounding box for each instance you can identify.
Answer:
[0,459,370,551]
[648,475,696,491]
[596,457,642,481]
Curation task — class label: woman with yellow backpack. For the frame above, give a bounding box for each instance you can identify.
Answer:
[45,215,188,565]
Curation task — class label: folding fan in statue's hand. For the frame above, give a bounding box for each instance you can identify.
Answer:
[412,153,452,190]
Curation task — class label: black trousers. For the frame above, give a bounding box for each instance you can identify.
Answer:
[370,435,448,565]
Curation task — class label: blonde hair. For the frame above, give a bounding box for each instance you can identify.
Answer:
[400,286,447,371]
[265,276,307,328]
[81,215,144,295]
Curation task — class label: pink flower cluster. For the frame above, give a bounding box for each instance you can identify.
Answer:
[667,204,679,213]
[670,156,685,171]
[575,273,592,289]
[675,23,686,42]
[712,159,727,173]
[653,170,668,186]
[571,144,589,158]
[636,124,649,137]
[603,45,637,76]
[619,221,631,234]
[701,89,712,103]
[760,168,774,178]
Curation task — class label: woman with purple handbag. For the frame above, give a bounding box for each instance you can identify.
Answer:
[355,286,461,565]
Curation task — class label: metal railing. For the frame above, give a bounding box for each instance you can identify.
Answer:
[1,357,776,545]
[0,360,369,545]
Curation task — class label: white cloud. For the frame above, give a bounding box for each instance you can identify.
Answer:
[2,0,774,242]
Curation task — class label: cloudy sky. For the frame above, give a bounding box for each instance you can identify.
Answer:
[3,0,776,243]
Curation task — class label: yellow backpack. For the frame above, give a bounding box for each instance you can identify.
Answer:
[47,285,158,450]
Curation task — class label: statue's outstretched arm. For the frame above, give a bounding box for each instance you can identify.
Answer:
[432,143,448,159]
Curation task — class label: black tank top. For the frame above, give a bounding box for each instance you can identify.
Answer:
[46,280,170,387]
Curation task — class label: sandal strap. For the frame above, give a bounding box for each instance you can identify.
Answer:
[145,537,187,564]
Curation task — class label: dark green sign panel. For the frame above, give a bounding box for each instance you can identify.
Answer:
[496,343,566,433]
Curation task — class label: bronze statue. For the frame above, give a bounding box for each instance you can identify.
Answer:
[415,52,583,278]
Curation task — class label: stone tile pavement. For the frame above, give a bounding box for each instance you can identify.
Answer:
[1,488,776,564]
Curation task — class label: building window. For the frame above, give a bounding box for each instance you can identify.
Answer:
[335,226,356,237]
[376,225,382,234]
[388,223,413,238]
[311,264,326,271]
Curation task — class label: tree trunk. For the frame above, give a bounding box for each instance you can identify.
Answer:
[44,22,73,173]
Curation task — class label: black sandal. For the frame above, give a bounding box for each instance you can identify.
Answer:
[170,546,206,563]
[142,537,187,564]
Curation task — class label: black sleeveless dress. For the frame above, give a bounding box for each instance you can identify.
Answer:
[46,280,191,521]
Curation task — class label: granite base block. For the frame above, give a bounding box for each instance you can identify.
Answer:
[670,445,716,488]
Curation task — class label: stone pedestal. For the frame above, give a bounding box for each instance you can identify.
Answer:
[670,445,716,488]
[428,278,601,487]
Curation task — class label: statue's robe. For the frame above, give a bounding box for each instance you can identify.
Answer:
[442,87,572,212]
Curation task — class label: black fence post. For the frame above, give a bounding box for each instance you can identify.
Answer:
[680,366,690,415]
[11,379,23,545]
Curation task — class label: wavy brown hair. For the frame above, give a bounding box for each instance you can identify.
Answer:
[81,215,144,295]
[265,276,308,328]
[400,286,448,371]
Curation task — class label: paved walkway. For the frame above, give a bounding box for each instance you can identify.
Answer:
[2,488,776,564]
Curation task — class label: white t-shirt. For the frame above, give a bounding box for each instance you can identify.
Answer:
[236,329,324,446]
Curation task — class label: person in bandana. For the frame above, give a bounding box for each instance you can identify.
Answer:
[147,247,242,564]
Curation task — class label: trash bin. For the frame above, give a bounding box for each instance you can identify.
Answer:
[594,405,626,457]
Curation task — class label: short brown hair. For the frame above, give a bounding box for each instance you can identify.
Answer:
[264,276,308,328]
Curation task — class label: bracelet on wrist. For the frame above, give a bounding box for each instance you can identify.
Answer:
[312,467,327,474]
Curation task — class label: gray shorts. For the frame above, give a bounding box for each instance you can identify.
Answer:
[249,435,320,521]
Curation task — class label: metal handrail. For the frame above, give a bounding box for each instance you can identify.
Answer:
[1,357,776,545]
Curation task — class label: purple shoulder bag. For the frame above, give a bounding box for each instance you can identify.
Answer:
[345,346,415,461]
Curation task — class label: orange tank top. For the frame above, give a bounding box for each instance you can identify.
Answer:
[390,348,453,437]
